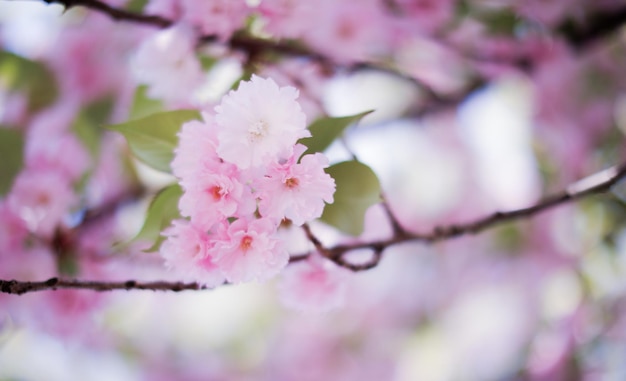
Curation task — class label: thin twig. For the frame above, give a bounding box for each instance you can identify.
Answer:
[327,162,626,258]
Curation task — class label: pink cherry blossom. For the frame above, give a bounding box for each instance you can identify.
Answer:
[181,0,252,41]
[178,167,254,231]
[215,75,310,169]
[170,116,222,181]
[278,254,350,312]
[258,0,315,39]
[26,129,90,182]
[23,100,91,185]
[145,0,182,19]
[300,0,389,64]
[49,16,130,104]
[213,218,288,283]
[257,144,335,225]
[7,169,76,237]
[160,219,225,286]
[131,24,204,104]
[0,201,28,253]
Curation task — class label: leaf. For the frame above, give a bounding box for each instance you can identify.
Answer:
[0,51,58,112]
[321,160,381,236]
[131,184,183,252]
[300,110,373,155]
[125,0,149,12]
[477,9,520,35]
[130,85,163,120]
[71,96,114,158]
[0,128,24,196]
[105,110,202,173]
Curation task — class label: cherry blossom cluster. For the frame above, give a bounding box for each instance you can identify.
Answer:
[160,75,336,286]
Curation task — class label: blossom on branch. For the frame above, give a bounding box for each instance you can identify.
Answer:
[162,76,334,285]
[160,219,225,287]
[215,75,310,169]
[257,144,335,226]
[213,218,288,283]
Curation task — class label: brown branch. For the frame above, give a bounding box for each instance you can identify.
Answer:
[558,5,626,49]
[0,277,211,295]
[42,0,172,28]
[4,161,625,294]
[327,161,626,259]
[39,0,445,102]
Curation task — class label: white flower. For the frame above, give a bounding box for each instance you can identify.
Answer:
[215,75,310,169]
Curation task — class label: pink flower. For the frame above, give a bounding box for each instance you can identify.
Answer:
[7,169,76,237]
[257,144,335,225]
[171,116,222,181]
[278,254,349,312]
[0,201,28,253]
[26,131,90,182]
[145,0,182,18]
[300,0,388,64]
[178,167,255,231]
[215,75,310,169]
[160,219,225,287]
[214,218,287,283]
[49,17,130,104]
[258,0,315,39]
[131,25,204,104]
[23,101,91,181]
[181,0,252,41]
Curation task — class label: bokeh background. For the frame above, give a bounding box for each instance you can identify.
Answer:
[2,0,626,380]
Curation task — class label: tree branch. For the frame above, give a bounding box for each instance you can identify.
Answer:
[558,5,626,49]
[0,277,211,295]
[2,161,625,294]
[41,0,172,27]
[326,162,626,260]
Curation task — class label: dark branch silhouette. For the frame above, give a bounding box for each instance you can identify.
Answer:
[41,0,626,54]
[37,0,626,123]
[0,277,210,295]
[3,161,626,294]
[323,162,626,264]
[42,0,172,27]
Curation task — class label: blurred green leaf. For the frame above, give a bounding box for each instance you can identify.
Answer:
[0,51,58,112]
[130,85,163,120]
[125,0,149,12]
[0,128,24,196]
[300,110,373,155]
[105,109,201,173]
[478,9,520,35]
[72,96,114,158]
[321,160,381,236]
[131,184,183,253]
[199,55,218,71]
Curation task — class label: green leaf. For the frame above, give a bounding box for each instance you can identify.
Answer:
[0,128,24,196]
[477,9,520,35]
[321,160,381,236]
[132,184,183,252]
[125,0,149,12]
[300,110,373,155]
[199,55,218,71]
[105,109,202,173]
[130,85,163,120]
[0,51,58,112]
[71,96,114,158]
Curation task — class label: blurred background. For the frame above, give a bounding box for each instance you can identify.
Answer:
[1,0,626,380]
